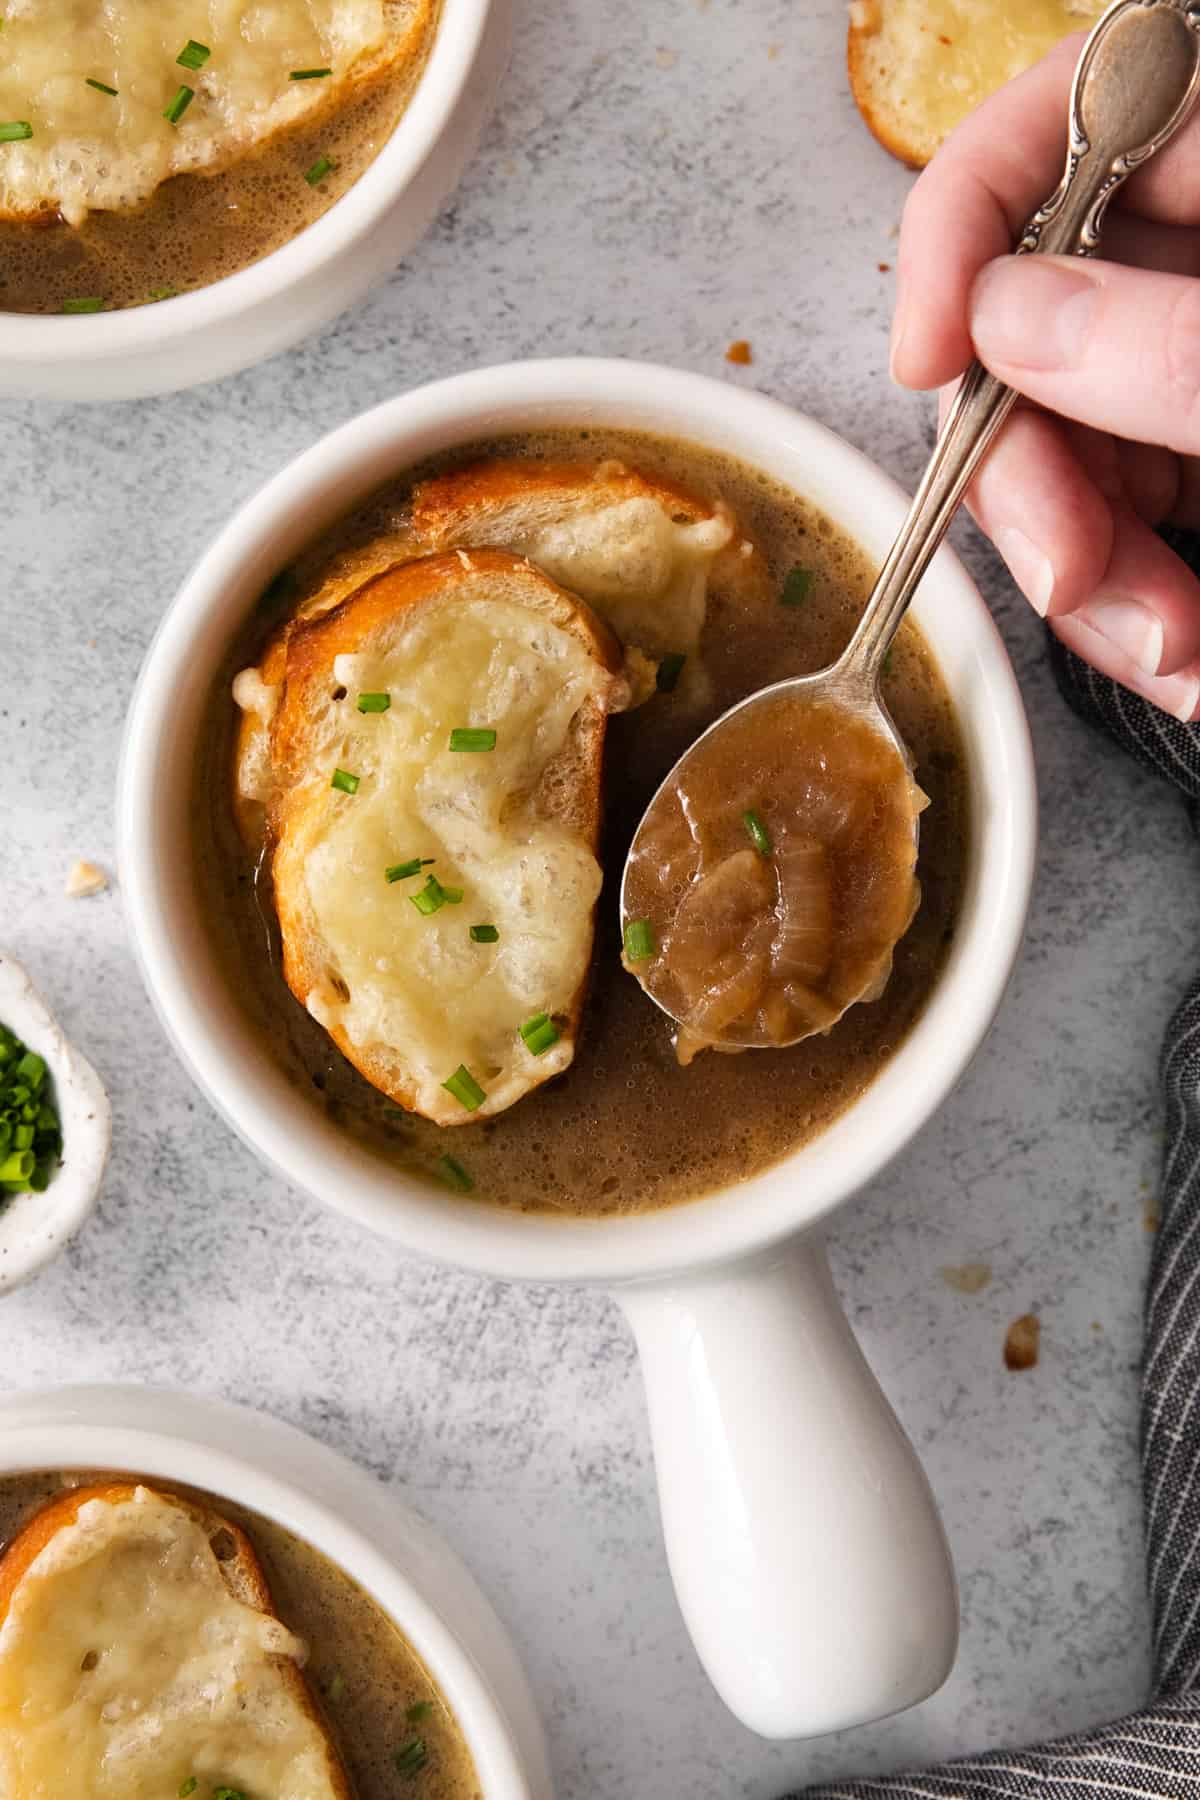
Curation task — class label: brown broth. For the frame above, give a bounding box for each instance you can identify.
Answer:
[0,1471,480,1800]
[0,6,439,315]
[193,428,970,1218]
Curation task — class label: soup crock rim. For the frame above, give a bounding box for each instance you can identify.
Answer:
[116,355,1038,1289]
[0,1382,541,1800]
[0,0,492,363]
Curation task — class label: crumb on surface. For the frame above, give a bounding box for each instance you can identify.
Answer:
[64,860,108,899]
[1144,1191,1161,1232]
[725,339,753,365]
[655,46,677,68]
[940,1262,991,1295]
[877,261,891,272]
[767,43,781,58]
[1004,1313,1040,1371]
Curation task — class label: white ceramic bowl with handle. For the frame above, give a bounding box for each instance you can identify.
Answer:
[117,358,1038,1740]
[0,0,508,403]
[0,1383,549,1797]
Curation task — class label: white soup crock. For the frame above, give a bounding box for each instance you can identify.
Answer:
[117,358,1039,1740]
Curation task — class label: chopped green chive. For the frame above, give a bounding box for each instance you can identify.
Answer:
[213,1789,247,1800]
[0,122,33,142]
[0,1150,33,1184]
[386,857,435,883]
[146,284,177,302]
[163,84,195,124]
[437,1154,474,1193]
[410,876,447,916]
[743,809,772,857]
[305,152,336,185]
[395,1737,429,1777]
[882,646,895,677]
[356,691,390,713]
[85,78,119,96]
[448,727,496,753]
[656,651,687,693]
[176,39,211,69]
[178,1782,198,1799]
[409,874,462,914]
[406,1699,435,1723]
[291,66,333,79]
[781,565,814,607]
[623,918,656,962]
[442,1066,485,1112]
[519,1013,560,1057]
[469,924,499,943]
[0,1019,61,1198]
[330,768,360,794]
[327,1671,346,1702]
[62,297,105,313]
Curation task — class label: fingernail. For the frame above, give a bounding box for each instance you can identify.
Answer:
[1074,597,1164,677]
[1061,620,1198,721]
[889,312,906,382]
[971,259,1098,372]
[995,527,1055,616]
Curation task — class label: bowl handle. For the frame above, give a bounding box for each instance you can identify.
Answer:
[615,1231,958,1739]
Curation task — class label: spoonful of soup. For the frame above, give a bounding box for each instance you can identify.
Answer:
[622,0,1200,1060]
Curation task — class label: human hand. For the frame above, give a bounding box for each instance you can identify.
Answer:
[892,34,1200,722]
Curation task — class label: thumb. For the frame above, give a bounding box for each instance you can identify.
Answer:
[969,255,1200,456]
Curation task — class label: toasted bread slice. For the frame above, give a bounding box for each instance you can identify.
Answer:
[411,459,736,701]
[0,0,435,226]
[237,547,627,1125]
[0,1481,352,1800]
[847,0,1103,168]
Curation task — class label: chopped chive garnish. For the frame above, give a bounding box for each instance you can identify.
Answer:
[406,1699,435,1723]
[624,918,656,962]
[410,876,446,916]
[163,84,195,124]
[327,1672,346,1703]
[178,1782,198,1799]
[743,809,772,857]
[176,39,211,69]
[356,691,390,713]
[331,768,360,794]
[386,857,435,883]
[86,78,119,96]
[0,122,33,142]
[448,727,496,753]
[781,565,814,606]
[0,1018,60,1197]
[291,66,333,79]
[437,1155,474,1193]
[61,297,105,313]
[146,285,177,302]
[0,1150,33,1183]
[469,924,499,943]
[656,651,687,693]
[519,1012,560,1056]
[394,1737,429,1777]
[442,1065,485,1112]
[441,886,464,904]
[882,646,895,677]
[305,152,336,185]
[213,1789,247,1800]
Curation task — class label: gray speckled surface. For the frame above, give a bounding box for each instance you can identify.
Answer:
[2,1,1198,1794]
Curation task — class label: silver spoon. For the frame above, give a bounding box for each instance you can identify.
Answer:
[621,0,1200,1050]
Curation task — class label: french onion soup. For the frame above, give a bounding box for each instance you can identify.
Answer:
[622,691,924,1061]
[0,2,439,314]
[193,428,969,1216]
[0,1471,479,1800]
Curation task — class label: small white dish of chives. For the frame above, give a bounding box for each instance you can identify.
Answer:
[0,950,110,1294]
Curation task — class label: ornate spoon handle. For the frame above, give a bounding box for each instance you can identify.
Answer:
[837,0,1200,686]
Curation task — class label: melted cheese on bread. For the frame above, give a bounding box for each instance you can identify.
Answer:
[411,460,734,701]
[242,550,624,1124]
[0,1486,344,1800]
[0,0,430,225]
[848,0,1103,168]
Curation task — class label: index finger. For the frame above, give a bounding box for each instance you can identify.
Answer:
[892,36,1083,391]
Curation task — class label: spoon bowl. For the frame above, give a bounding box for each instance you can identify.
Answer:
[621,0,1200,1053]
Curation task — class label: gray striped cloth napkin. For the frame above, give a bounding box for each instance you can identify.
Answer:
[797,570,1200,1800]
